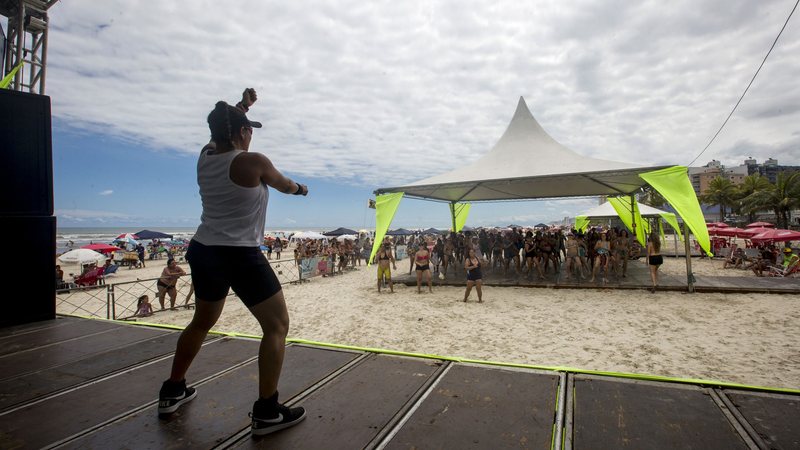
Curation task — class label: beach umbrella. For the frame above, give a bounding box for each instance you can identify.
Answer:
[323,227,358,236]
[134,230,173,239]
[746,222,775,228]
[738,227,771,238]
[422,227,446,235]
[113,236,139,248]
[81,243,122,254]
[116,233,140,240]
[706,226,721,236]
[535,223,548,228]
[707,222,729,228]
[749,229,800,245]
[335,234,357,241]
[715,227,745,238]
[59,249,107,265]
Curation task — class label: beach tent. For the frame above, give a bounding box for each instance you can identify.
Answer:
[323,227,358,236]
[574,200,681,246]
[370,97,711,288]
[290,231,328,241]
[422,227,447,235]
[134,230,173,239]
[386,228,415,236]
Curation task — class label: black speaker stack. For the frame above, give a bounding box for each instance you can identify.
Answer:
[0,89,56,327]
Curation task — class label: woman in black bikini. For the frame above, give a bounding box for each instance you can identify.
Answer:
[646,232,663,292]
[463,247,483,302]
[414,239,433,293]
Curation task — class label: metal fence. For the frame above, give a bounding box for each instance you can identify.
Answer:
[56,258,303,320]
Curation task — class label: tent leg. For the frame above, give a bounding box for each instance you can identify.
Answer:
[629,195,637,241]
[449,202,457,232]
[673,225,678,258]
[684,223,695,293]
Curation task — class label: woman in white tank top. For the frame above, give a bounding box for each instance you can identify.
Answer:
[158,93,309,435]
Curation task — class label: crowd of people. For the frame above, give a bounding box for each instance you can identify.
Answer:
[372,226,666,300]
[723,244,799,276]
[291,236,372,274]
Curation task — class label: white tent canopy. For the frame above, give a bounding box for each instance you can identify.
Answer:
[375,97,669,202]
[580,201,671,218]
[289,231,328,241]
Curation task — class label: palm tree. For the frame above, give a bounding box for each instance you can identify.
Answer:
[736,174,772,223]
[741,171,800,228]
[700,176,738,222]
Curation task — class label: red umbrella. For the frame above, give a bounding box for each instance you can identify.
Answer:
[749,229,800,244]
[745,222,775,228]
[707,222,729,228]
[706,226,722,236]
[738,227,772,238]
[81,243,122,254]
[715,227,745,237]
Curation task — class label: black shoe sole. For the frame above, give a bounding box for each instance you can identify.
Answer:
[158,389,197,415]
[251,409,307,436]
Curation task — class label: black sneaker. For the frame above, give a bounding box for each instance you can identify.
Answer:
[158,379,197,415]
[250,402,306,436]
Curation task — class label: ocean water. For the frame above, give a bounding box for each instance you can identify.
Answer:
[55,226,358,254]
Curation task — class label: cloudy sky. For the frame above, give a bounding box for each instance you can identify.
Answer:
[34,0,800,228]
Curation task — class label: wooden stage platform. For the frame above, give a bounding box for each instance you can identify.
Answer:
[392,258,800,295]
[1,316,798,449]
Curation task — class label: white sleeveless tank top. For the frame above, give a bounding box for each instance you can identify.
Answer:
[192,149,268,247]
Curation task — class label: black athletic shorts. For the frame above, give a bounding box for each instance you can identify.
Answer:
[649,255,664,266]
[186,240,282,308]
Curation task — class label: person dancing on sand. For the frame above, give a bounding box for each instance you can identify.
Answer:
[375,243,397,293]
[157,259,187,309]
[414,240,433,293]
[463,247,483,303]
[646,231,663,292]
[158,96,309,437]
[591,231,611,284]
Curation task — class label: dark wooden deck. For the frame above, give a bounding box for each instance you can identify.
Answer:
[1,316,798,449]
[393,258,800,294]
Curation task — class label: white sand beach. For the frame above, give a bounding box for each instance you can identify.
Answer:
[87,255,800,391]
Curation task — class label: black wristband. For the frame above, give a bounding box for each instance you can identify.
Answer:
[292,183,304,195]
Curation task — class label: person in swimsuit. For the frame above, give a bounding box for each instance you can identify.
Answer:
[375,244,397,293]
[463,247,483,302]
[646,231,663,292]
[564,233,583,280]
[407,236,418,275]
[157,258,187,310]
[591,231,611,283]
[524,234,543,280]
[414,241,433,293]
[616,229,630,278]
[158,98,308,435]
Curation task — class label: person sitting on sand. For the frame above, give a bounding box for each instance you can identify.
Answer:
[157,258,187,309]
[414,240,433,293]
[136,294,153,317]
[463,247,484,303]
[375,244,397,293]
[646,232,663,292]
[724,248,744,269]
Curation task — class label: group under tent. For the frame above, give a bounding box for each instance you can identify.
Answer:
[370,97,713,290]
[575,199,684,253]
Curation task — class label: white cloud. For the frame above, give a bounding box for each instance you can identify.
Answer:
[99,190,113,196]
[45,0,800,190]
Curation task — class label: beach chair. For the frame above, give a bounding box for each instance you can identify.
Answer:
[74,267,102,287]
[768,256,800,277]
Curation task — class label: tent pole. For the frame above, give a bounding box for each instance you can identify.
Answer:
[449,202,457,232]
[684,222,695,293]
[673,223,678,257]
[630,195,637,242]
